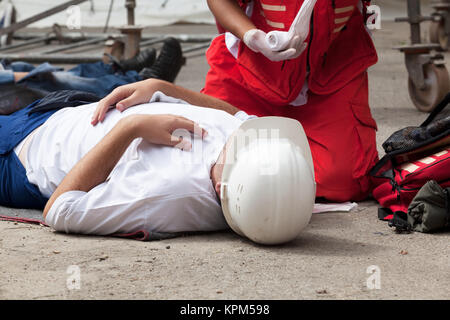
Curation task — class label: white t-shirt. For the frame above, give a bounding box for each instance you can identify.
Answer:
[26,98,249,235]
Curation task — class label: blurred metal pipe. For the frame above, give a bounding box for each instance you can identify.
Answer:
[182,42,211,54]
[139,36,166,47]
[40,36,108,54]
[0,0,89,36]
[103,0,115,33]
[12,33,99,40]
[0,53,101,64]
[12,33,214,42]
[0,36,54,52]
[140,35,214,47]
[408,0,422,44]
[126,0,136,25]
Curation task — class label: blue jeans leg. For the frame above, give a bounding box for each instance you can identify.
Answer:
[20,62,142,98]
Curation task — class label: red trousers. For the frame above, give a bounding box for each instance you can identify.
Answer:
[202,53,379,202]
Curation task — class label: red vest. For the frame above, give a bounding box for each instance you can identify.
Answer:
[233,0,378,106]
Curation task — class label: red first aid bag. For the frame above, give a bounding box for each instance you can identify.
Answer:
[370,93,450,228]
[372,146,450,217]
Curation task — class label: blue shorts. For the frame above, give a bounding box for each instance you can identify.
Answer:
[0,103,57,209]
[0,90,103,209]
[0,150,48,209]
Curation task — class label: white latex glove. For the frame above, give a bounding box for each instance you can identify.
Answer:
[266,31,308,58]
[265,0,316,53]
[243,29,304,62]
[266,30,307,52]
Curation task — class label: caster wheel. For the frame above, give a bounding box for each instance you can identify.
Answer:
[408,63,450,113]
[430,19,449,51]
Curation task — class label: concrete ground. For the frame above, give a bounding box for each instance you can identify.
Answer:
[1,20,449,300]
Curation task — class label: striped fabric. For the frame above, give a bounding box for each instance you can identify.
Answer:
[333,4,356,33]
[258,0,358,34]
[260,0,289,30]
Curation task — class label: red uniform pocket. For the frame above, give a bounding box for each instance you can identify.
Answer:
[309,0,378,95]
[236,44,308,107]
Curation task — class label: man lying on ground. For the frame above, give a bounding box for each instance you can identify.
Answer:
[0,79,315,244]
[0,37,184,115]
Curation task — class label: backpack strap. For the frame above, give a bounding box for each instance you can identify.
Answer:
[370,155,388,177]
[378,208,412,231]
[421,92,450,127]
[369,154,397,179]
[378,207,394,221]
[388,211,412,232]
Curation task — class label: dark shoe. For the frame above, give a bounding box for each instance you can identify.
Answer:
[138,37,185,83]
[106,47,157,72]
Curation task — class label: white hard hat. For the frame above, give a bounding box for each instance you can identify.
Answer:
[220,117,316,245]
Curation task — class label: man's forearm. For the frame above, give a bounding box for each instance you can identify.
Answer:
[155,80,241,115]
[43,115,139,218]
[93,78,243,126]
[207,0,256,39]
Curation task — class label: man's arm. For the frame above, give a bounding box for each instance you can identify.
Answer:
[151,79,241,115]
[207,0,256,40]
[43,113,205,218]
[91,79,241,126]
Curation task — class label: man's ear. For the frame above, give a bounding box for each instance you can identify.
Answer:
[215,182,222,198]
